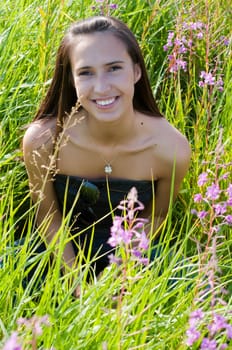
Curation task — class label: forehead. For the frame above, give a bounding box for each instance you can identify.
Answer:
[69,32,131,68]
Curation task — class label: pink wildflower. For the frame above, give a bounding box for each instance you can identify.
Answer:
[108,187,150,265]
[213,203,227,215]
[186,327,201,346]
[198,172,208,186]
[108,254,122,265]
[138,231,149,250]
[226,324,232,339]
[197,210,208,219]
[208,314,228,335]
[199,71,215,86]
[194,193,203,202]
[196,32,204,39]
[227,184,232,198]
[206,183,221,200]
[189,308,205,327]
[225,215,232,225]
[2,332,22,350]
[200,338,217,350]
[109,4,118,9]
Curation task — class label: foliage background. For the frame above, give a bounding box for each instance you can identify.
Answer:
[0,0,231,349]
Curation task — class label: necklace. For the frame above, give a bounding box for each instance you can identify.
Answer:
[104,163,113,175]
[99,147,118,175]
[71,105,117,175]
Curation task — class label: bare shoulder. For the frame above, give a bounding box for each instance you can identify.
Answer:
[143,116,191,178]
[143,116,190,157]
[23,118,56,154]
[161,118,190,158]
[152,117,191,159]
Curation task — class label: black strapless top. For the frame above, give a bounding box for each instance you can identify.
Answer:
[53,174,154,266]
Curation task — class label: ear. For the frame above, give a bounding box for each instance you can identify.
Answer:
[134,64,142,84]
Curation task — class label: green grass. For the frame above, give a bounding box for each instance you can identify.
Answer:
[0,0,231,349]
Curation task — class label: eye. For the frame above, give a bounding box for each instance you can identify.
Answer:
[78,70,92,76]
[109,65,122,72]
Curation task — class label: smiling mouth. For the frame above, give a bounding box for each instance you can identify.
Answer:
[94,97,117,107]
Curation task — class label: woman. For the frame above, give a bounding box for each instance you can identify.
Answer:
[23,16,191,295]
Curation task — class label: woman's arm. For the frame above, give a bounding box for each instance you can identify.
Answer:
[23,121,77,272]
[146,128,191,238]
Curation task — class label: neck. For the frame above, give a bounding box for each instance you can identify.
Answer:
[85,111,138,145]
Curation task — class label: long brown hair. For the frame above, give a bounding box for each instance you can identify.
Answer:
[34,16,163,131]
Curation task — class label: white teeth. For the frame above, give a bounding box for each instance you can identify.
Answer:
[95,97,115,106]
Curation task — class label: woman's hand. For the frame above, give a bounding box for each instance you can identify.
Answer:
[73,285,81,298]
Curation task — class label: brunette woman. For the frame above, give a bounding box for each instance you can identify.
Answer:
[23,16,191,296]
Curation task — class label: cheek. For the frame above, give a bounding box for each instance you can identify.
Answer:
[74,80,87,99]
[122,75,136,94]
[122,69,136,87]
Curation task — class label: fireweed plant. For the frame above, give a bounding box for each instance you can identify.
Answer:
[91,0,118,15]
[184,130,232,349]
[106,187,150,308]
[163,20,228,91]
[107,187,150,267]
[1,0,231,349]
[161,5,230,149]
[2,315,53,350]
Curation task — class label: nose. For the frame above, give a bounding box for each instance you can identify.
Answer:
[94,72,111,94]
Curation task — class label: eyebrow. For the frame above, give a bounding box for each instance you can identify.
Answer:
[77,60,124,71]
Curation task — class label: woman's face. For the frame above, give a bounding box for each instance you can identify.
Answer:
[69,31,141,123]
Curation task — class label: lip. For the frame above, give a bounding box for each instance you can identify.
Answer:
[93,96,119,108]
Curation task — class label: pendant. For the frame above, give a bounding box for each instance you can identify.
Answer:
[104,164,112,174]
